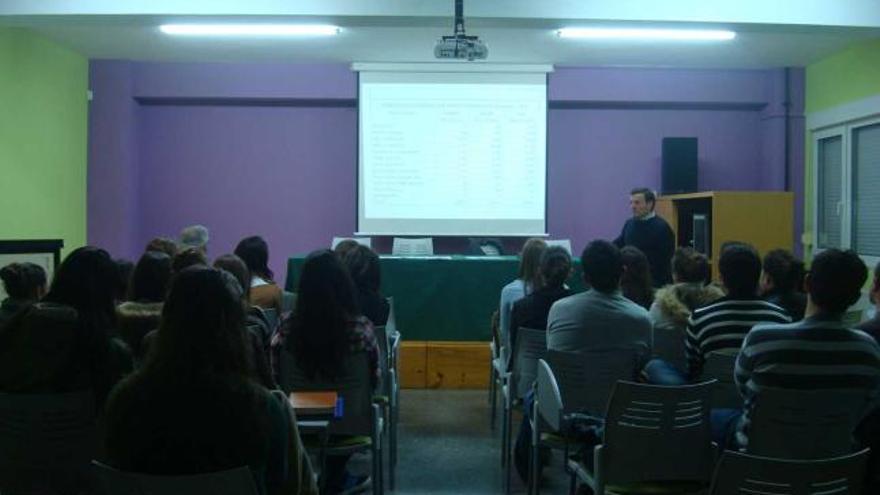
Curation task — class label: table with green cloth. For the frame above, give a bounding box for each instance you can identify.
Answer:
[285,255,584,342]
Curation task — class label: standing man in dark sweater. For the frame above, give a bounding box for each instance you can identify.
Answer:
[614,188,675,287]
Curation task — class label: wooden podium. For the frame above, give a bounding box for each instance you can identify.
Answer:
[655,191,794,278]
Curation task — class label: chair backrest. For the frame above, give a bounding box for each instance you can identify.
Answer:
[281,291,297,314]
[391,237,433,256]
[92,461,258,495]
[512,328,548,398]
[601,380,716,485]
[709,448,869,495]
[535,359,565,431]
[385,296,397,334]
[747,388,868,459]
[549,348,640,417]
[701,351,742,409]
[332,236,372,249]
[373,325,390,370]
[278,350,373,437]
[543,239,572,255]
[0,390,98,491]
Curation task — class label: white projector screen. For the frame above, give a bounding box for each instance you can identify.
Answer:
[357,69,548,236]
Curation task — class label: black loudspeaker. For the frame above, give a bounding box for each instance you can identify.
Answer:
[662,137,698,194]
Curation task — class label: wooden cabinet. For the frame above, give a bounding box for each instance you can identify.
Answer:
[655,191,794,278]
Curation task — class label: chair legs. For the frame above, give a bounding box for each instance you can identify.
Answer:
[489,362,498,430]
[503,395,513,494]
[529,400,540,495]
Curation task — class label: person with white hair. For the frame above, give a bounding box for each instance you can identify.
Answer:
[179,225,209,256]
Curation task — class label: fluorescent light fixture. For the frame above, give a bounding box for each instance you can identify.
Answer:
[557,27,735,41]
[159,24,340,36]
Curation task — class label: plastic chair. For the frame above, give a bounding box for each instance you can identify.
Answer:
[373,325,399,489]
[278,350,384,495]
[701,351,742,409]
[501,327,547,493]
[92,461,258,495]
[567,380,717,495]
[263,308,279,333]
[391,237,433,256]
[0,390,98,494]
[531,348,641,493]
[746,388,869,460]
[708,448,869,495]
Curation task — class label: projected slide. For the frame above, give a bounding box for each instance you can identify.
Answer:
[358,70,547,236]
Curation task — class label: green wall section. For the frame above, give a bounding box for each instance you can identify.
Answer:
[803,38,880,258]
[806,38,880,114]
[0,28,88,256]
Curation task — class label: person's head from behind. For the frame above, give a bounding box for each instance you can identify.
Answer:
[333,239,360,259]
[290,249,359,380]
[539,247,571,290]
[145,237,179,258]
[179,225,209,256]
[171,247,208,275]
[342,244,381,294]
[629,187,656,218]
[672,247,711,285]
[620,246,653,301]
[234,235,273,282]
[718,242,761,299]
[146,266,251,379]
[115,259,134,302]
[0,262,47,301]
[519,238,547,290]
[44,246,119,332]
[213,254,251,301]
[128,251,172,303]
[806,249,867,316]
[581,240,623,293]
[761,249,805,295]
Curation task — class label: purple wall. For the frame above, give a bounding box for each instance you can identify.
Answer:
[88,61,806,286]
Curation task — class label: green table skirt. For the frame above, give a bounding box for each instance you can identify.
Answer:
[286,255,584,341]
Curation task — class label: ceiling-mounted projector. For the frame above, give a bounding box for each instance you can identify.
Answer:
[435,0,487,60]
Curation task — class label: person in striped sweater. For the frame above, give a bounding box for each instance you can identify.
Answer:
[685,242,790,380]
[732,248,880,451]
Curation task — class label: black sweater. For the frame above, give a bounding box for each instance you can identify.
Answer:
[614,215,675,287]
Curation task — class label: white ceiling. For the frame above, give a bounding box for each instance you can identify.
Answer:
[2,1,879,68]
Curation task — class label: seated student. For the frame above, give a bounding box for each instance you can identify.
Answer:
[116,251,171,361]
[271,250,378,494]
[648,248,724,374]
[214,254,276,389]
[236,236,283,315]
[0,247,133,407]
[341,244,390,327]
[547,240,652,356]
[620,246,654,310]
[333,239,360,259]
[723,249,880,452]
[103,267,312,495]
[857,260,880,344]
[516,240,651,482]
[179,224,209,256]
[760,248,807,321]
[171,247,208,274]
[509,246,572,356]
[499,238,546,350]
[0,262,47,327]
[144,237,179,258]
[684,242,790,380]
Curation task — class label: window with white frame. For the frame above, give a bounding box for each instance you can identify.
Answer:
[813,117,880,262]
